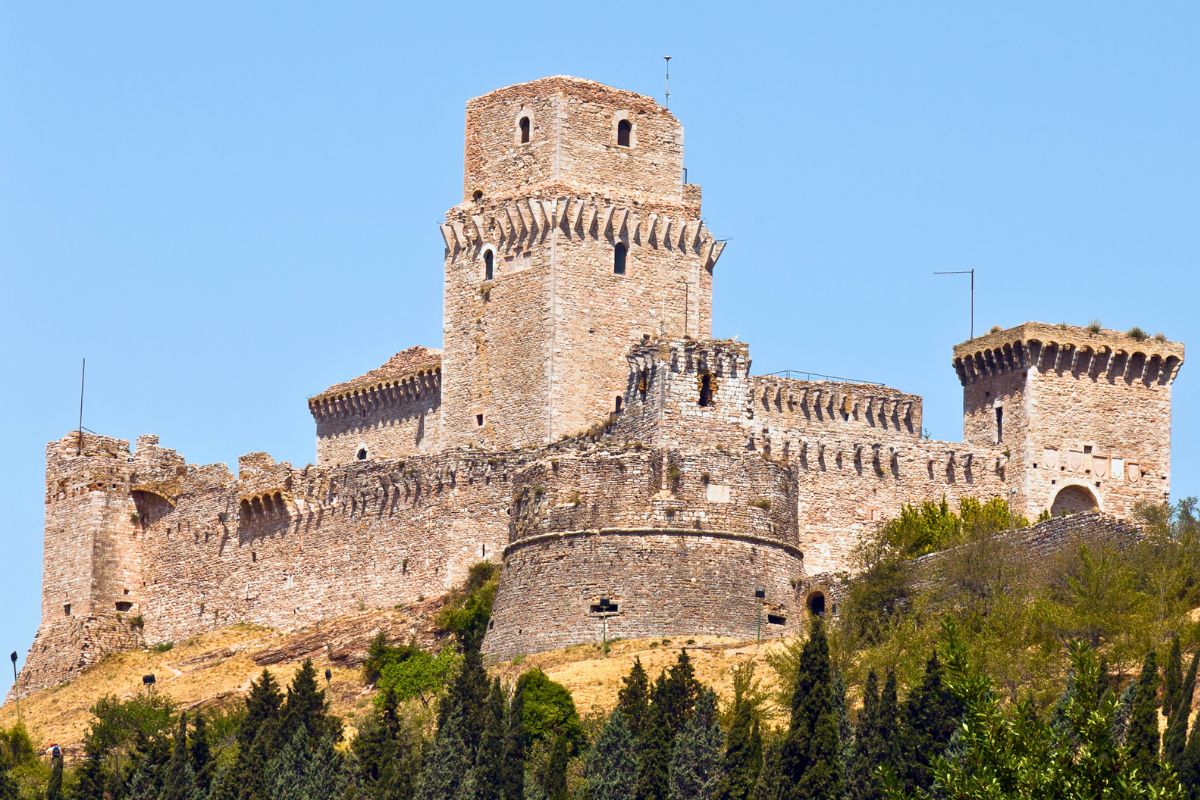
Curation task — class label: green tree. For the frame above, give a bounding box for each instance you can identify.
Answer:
[436,562,499,649]
[1165,651,1199,774]
[264,725,346,800]
[468,679,506,800]
[1127,650,1162,782]
[67,746,102,800]
[618,658,651,741]
[585,709,637,800]
[45,751,63,800]
[538,733,569,800]
[669,688,724,800]
[418,640,488,799]
[779,618,844,800]
[516,668,583,752]
[283,660,342,746]
[498,679,525,800]
[636,674,673,800]
[162,712,195,800]
[897,649,963,793]
[720,665,764,800]
[125,729,171,800]
[1166,637,1184,720]
[189,711,211,795]
[225,669,284,800]
[751,736,782,800]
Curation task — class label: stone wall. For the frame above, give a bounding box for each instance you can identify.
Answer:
[311,374,441,467]
[749,376,922,440]
[462,76,685,210]
[955,323,1184,520]
[19,433,534,696]
[484,530,804,661]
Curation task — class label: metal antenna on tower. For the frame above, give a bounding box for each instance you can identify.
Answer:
[77,358,86,455]
[933,269,976,339]
[663,56,672,109]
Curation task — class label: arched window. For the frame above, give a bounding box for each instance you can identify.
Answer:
[484,250,494,281]
[472,189,483,202]
[617,119,632,147]
[613,242,627,275]
[1050,485,1099,516]
[519,116,531,143]
[699,373,714,407]
[807,591,826,617]
[356,447,368,461]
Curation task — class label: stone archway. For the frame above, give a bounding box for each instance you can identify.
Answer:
[1050,484,1099,516]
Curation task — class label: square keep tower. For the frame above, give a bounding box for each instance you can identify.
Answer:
[440,77,727,449]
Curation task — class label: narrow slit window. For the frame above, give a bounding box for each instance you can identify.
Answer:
[995,406,1003,443]
[615,396,623,413]
[63,603,71,616]
[518,116,530,143]
[484,250,494,281]
[617,119,632,147]
[476,413,485,427]
[613,242,627,275]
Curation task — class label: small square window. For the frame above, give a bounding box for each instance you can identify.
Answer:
[476,414,485,427]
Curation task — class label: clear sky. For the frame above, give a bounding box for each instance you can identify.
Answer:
[1,3,1196,694]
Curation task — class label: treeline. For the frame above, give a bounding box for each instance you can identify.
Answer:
[8,500,1200,799]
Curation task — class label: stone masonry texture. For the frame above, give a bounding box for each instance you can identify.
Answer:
[16,77,1184,696]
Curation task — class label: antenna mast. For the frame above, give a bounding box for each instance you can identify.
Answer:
[933,269,976,339]
[77,358,86,455]
[663,56,671,109]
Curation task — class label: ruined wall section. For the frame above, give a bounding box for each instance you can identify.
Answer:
[955,324,1184,520]
[20,435,534,696]
[311,371,441,466]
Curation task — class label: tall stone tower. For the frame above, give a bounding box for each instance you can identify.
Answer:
[954,323,1184,519]
[439,76,726,449]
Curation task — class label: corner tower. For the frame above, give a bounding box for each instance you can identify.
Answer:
[440,76,726,449]
[954,323,1184,519]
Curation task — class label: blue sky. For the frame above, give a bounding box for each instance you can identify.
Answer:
[1,3,1196,694]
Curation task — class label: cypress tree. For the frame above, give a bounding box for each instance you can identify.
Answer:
[540,732,570,800]
[46,751,64,800]
[618,658,651,741]
[68,746,103,800]
[1127,650,1161,782]
[352,687,398,794]
[899,650,963,793]
[779,617,844,800]
[847,671,881,800]
[190,711,211,795]
[635,674,674,800]
[125,730,171,800]
[585,709,638,800]
[721,675,763,800]
[283,660,342,745]
[1179,712,1200,797]
[498,681,525,800]
[469,679,506,800]
[751,737,783,800]
[419,642,489,798]
[669,688,724,800]
[1166,637,1184,718]
[1165,650,1199,773]
[661,651,701,737]
[229,668,284,800]
[162,712,195,800]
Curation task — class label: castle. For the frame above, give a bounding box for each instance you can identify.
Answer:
[17,76,1185,696]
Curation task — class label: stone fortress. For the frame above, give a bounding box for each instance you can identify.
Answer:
[17,76,1185,696]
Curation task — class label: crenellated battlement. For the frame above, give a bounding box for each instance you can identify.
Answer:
[953,322,1184,386]
[748,376,922,438]
[441,196,726,270]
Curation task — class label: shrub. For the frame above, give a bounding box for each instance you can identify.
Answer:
[1129,326,1149,341]
[151,641,173,653]
[435,561,499,646]
[750,498,772,511]
[516,668,584,753]
[376,646,460,707]
[1087,319,1103,333]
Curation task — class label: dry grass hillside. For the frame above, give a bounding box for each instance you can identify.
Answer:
[0,607,789,759]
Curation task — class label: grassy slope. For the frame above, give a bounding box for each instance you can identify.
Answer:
[0,610,788,757]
